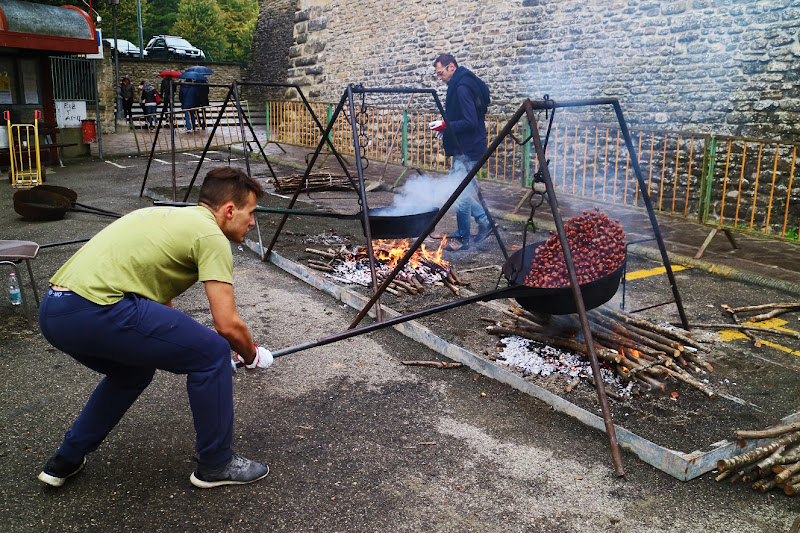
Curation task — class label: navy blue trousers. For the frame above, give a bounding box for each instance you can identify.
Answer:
[39,289,234,467]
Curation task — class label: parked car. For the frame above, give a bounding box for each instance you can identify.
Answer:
[144,36,205,60]
[103,38,142,57]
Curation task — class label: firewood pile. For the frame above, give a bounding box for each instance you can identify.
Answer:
[304,245,469,296]
[715,422,800,496]
[486,304,715,400]
[274,173,356,193]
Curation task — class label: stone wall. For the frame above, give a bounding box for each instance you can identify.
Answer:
[96,44,243,134]
[246,0,296,101]
[249,0,800,140]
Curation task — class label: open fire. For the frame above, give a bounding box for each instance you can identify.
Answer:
[304,237,467,295]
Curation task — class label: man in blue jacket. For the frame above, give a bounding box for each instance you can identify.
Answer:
[179,79,198,132]
[431,53,491,251]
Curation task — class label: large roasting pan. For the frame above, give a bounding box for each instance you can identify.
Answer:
[13,189,121,221]
[362,207,440,239]
[501,242,625,315]
[32,185,122,217]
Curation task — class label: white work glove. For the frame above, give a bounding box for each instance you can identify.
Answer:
[234,344,273,371]
[428,120,446,132]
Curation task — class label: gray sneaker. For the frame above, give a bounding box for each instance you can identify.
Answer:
[189,454,269,489]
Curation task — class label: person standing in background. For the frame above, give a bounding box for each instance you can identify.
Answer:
[120,76,134,128]
[179,79,198,132]
[430,53,492,251]
[140,80,159,131]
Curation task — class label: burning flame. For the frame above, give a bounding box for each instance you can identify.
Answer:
[371,237,450,270]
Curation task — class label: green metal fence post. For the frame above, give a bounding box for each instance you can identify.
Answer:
[326,104,333,142]
[698,135,717,225]
[522,121,531,186]
[402,110,409,165]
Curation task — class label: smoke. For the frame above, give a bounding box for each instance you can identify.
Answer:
[377,172,464,216]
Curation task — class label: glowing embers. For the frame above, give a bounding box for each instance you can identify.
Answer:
[304,238,462,294]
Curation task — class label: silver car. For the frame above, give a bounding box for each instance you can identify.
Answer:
[104,38,142,57]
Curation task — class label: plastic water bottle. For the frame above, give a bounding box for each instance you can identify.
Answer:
[8,273,21,306]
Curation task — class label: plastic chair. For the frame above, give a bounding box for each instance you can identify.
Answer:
[0,240,40,327]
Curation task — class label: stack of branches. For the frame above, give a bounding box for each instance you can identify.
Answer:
[716,422,800,496]
[304,247,468,296]
[485,304,715,399]
[718,302,800,347]
[274,173,356,193]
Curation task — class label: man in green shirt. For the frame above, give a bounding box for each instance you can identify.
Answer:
[37,166,273,489]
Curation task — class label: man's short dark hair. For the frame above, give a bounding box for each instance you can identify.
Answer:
[433,53,458,69]
[198,166,264,209]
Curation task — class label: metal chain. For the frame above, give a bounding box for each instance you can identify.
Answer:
[355,87,370,170]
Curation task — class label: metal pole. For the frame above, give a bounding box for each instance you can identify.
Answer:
[110,1,124,121]
[346,84,382,322]
[135,0,144,57]
[611,101,690,330]
[523,99,625,477]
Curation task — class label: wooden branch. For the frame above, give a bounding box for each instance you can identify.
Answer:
[647,366,716,398]
[598,306,711,352]
[401,360,463,369]
[756,445,787,475]
[687,323,800,341]
[775,459,800,485]
[485,325,622,364]
[736,422,800,440]
[730,302,800,313]
[718,431,800,472]
[305,248,338,259]
[783,482,800,496]
[750,307,799,322]
[589,311,683,355]
[307,262,334,273]
[752,478,778,493]
[682,351,713,372]
[722,304,761,347]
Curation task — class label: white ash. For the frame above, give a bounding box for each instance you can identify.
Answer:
[495,335,633,399]
[324,251,447,287]
[302,234,350,246]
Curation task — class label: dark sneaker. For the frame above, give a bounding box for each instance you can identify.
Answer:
[190,454,269,489]
[38,454,86,487]
[475,222,492,242]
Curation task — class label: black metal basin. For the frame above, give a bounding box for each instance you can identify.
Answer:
[502,242,625,315]
[362,207,439,240]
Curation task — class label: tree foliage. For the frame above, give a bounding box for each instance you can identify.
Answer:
[40,0,260,64]
[171,0,225,60]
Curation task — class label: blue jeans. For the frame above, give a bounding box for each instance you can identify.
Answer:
[184,109,196,131]
[39,289,234,467]
[450,155,488,241]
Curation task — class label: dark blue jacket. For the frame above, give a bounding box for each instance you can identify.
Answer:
[179,82,197,109]
[442,66,491,160]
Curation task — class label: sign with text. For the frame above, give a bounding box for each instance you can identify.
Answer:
[55,100,87,128]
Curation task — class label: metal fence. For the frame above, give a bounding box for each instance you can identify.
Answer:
[266,100,800,242]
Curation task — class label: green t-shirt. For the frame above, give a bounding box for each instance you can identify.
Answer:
[51,206,233,305]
